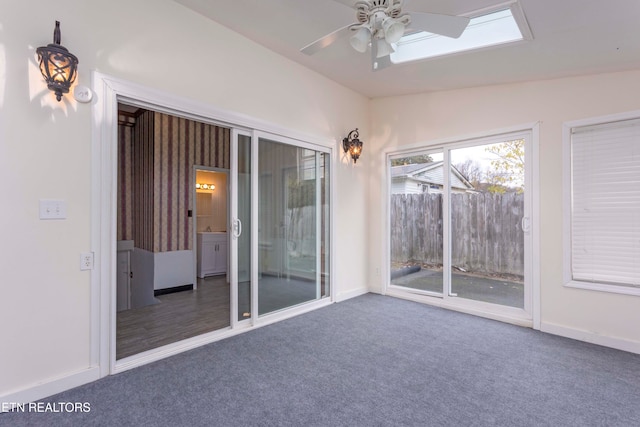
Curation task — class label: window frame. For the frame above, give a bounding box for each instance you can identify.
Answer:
[562,111,640,297]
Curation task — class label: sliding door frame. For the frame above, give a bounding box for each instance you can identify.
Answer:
[251,130,334,321]
[230,129,253,329]
[384,124,540,328]
[92,72,335,378]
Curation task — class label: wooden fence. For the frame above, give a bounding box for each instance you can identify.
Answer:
[390,192,524,276]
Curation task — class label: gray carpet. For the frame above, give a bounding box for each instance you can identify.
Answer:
[2,294,639,426]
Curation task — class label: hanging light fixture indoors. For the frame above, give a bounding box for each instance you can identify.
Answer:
[36,21,78,102]
[349,25,371,53]
[382,16,405,44]
[376,38,395,58]
[301,0,471,72]
[342,128,364,164]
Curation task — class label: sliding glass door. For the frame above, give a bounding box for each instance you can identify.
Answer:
[109,94,333,370]
[388,131,531,316]
[231,131,331,324]
[256,137,330,316]
[389,150,445,295]
[232,131,252,322]
[449,141,526,309]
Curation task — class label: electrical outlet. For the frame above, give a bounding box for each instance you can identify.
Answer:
[80,252,94,271]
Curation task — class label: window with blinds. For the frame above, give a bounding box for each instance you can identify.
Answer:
[569,117,640,290]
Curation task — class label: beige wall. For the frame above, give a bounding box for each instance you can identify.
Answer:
[0,0,369,397]
[4,0,638,403]
[368,69,640,349]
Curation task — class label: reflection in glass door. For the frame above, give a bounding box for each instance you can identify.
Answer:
[257,138,330,316]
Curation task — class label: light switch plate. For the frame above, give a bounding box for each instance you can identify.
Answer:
[39,199,67,219]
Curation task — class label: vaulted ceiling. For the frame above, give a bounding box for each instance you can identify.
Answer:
[173,0,640,98]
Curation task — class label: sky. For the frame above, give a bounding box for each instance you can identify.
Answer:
[402,141,525,188]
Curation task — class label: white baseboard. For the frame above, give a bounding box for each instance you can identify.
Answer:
[335,286,369,302]
[541,321,640,355]
[0,367,100,412]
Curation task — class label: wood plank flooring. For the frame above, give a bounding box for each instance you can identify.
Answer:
[116,276,230,360]
[116,275,325,360]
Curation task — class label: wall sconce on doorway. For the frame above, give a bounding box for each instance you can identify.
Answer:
[342,128,363,164]
[36,21,78,102]
[195,183,215,191]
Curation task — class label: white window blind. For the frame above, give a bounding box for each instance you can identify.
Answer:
[570,118,640,287]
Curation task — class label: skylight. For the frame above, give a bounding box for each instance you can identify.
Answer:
[391,6,530,64]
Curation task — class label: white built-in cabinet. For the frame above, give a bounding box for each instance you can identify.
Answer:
[197,232,227,278]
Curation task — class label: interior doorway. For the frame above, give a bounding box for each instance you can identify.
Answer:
[194,168,229,282]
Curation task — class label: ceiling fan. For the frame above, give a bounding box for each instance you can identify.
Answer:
[301,0,470,71]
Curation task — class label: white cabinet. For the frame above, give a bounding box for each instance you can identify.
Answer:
[197,232,227,278]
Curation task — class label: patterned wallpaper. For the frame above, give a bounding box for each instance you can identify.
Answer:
[133,111,155,251]
[117,117,134,242]
[118,110,230,253]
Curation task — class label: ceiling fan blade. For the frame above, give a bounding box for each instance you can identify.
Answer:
[330,0,358,8]
[301,25,354,55]
[409,12,470,39]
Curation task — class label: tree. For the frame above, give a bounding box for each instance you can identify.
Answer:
[453,159,483,187]
[390,154,433,166]
[484,139,524,194]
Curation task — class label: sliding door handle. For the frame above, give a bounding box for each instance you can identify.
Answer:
[521,216,531,233]
[232,218,242,238]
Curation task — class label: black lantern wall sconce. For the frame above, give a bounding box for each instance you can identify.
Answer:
[342,128,363,164]
[36,21,78,102]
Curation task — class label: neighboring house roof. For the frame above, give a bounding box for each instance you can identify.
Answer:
[390,163,426,177]
[390,161,474,191]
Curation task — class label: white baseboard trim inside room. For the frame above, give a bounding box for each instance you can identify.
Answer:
[335,287,369,303]
[0,367,100,412]
[541,322,640,355]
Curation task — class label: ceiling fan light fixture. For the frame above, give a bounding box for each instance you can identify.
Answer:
[350,26,371,53]
[376,38,395,58]
[300,0,476,72]
[382,17,405,44]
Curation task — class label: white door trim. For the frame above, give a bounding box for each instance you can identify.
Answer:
[91,71,336,377]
